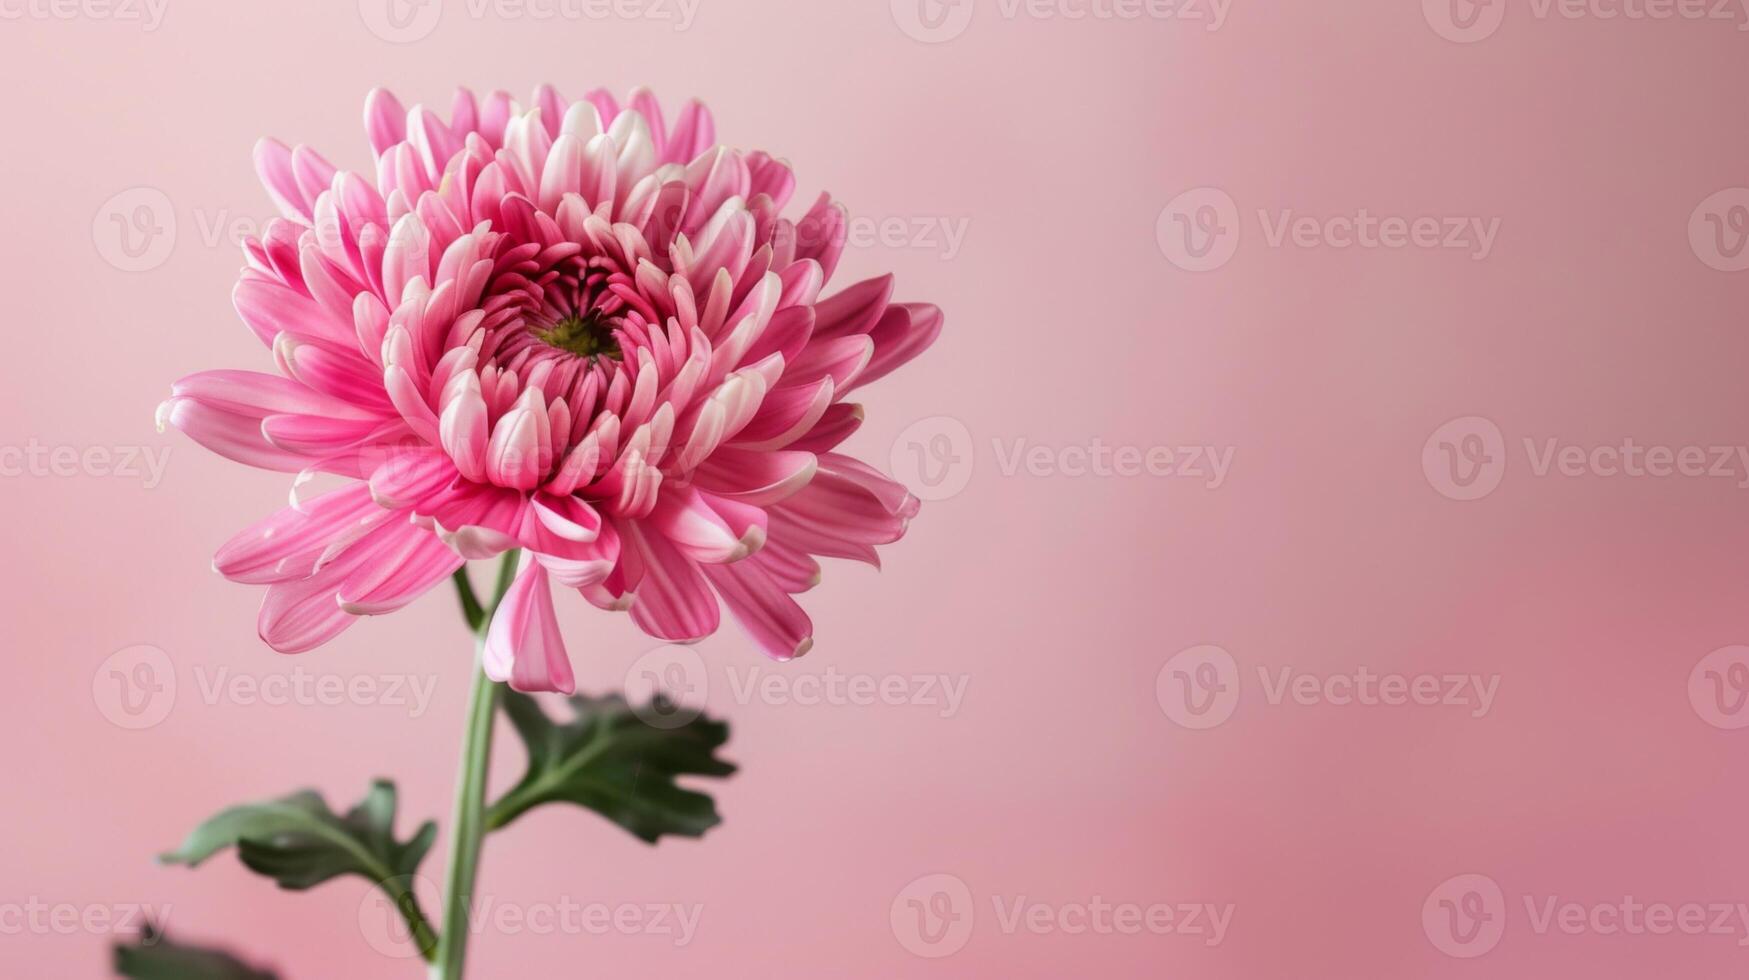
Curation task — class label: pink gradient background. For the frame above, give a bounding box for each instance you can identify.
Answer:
[5,0,1749,976]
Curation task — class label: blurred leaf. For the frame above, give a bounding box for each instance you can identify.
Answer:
[159,779,437,955]
[113,924,277,979]
[489,692,736,843]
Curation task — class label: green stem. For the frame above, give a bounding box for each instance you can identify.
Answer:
[431,551,520,980]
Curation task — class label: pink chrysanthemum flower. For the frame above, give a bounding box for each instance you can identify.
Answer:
[159,85,942,692]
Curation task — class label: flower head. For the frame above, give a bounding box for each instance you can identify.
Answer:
[160,85,942,691]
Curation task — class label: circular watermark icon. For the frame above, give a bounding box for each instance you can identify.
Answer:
[1689,189,1749,273]
[1157,188,1240,272]
[1422,416,1506,501]
[1156,645,1240,730]
[890,873,974,958]
[890,416,975,502]
[359,0,443,42]
[1423,873,1505,958]
[93,188,176,273]
[625,645,710,729]
[1423,0,1505,43]
[358,874,440,959]
[93,644,176,730]
[890,0,975,42]
[1689,645,1749,730]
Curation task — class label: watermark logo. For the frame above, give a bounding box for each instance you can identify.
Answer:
[1423,416,1507,501]
[1158,188,1241,272]
[1423,874,1506,958]
[1690,189,1749,272]
[358,874,440,959]
[92,645,176,730]
[891,874,976,958]
[890,0,976,41]
[890,416,977,502]
[625,645,710,728]
[1156,645,1241,729]
[93,188,175,273]
[1689,645,1749,730]
[1423,0,1506,42]
[359,0,443,41]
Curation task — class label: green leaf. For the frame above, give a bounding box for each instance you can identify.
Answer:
[489,691,736,843]
[113,924,278,980]
[160,779,433,888]
[159,780,438,956]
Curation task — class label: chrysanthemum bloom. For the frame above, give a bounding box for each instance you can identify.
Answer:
[159,85,942,692]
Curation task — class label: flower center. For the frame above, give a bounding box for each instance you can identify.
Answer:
[534,310,622,362]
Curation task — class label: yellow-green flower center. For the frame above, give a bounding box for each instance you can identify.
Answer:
[535,311,622,361]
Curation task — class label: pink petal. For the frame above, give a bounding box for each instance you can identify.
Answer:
[171,370,381,422]
[254,138,313,223]
[646,488,767,565]
[363,88,408,158]
[260,414,400,458]
[156,397,313,473]
[849,303,945,393]
[258,578,358,654]
[214,483,389,585]
[691,448,817,506]
[621,523,720,642]
[786,403,865,454]
[422,482,527,560]
[701,559,813,661]
[811,275,893,340]
[368,447,460,509]
[337,522,465,616]
[483,559,576,694]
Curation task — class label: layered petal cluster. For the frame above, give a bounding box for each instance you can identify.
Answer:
[160,85,942,691]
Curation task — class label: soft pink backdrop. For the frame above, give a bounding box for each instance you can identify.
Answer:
[4,0,1749,976]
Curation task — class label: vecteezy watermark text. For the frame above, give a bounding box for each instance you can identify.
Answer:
[0,0,167,29]
[890,0,1231,43]
[1157,645,1500,730]
[358,0,699,43]
[1158,188,1501,272]
[624,646,970,727]
[360,881,701,958]
[1424,873,1749,958]
[889,873,1232,959]
[1425,0,1749,44]
[1423,416,1749,501]
[0,441,172,488]
[0,899,169,939]
[890,416,1234,502]
[725,666,968,718]
[94,645,440,730]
